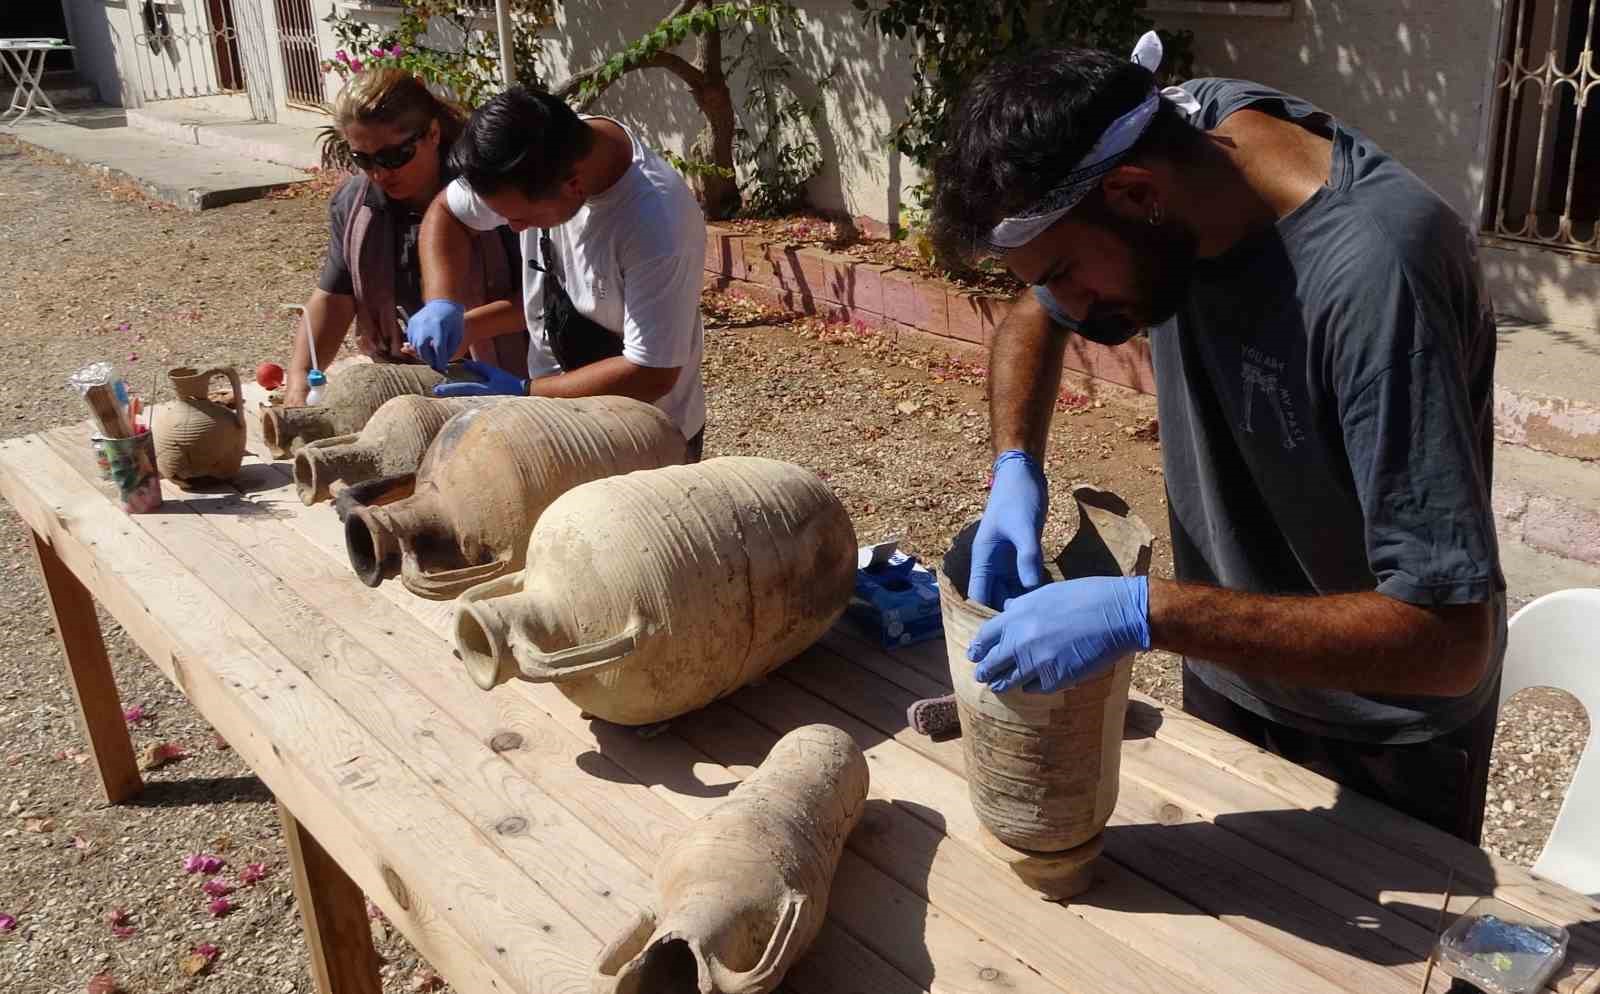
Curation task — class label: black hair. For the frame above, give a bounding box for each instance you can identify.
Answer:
[929,46,1199,265]
[448,86,597,199]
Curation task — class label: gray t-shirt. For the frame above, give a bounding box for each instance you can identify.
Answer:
[1044,79,1506,744]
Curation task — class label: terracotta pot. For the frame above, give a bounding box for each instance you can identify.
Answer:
[591,723,868,994]
[454,457,857,725]
[260,363,453,458]
[151,366,246,484]
[938,485,1153,854]
[345,396,685,600]
[292,395,505,505]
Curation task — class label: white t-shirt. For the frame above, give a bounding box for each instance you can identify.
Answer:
[445,118,707,440]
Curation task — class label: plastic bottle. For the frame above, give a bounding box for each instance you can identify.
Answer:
[305,368,326,406]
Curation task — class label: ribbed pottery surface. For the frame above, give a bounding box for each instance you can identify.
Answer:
[938,573,1130,852]
[296,395,501,501]
[392,396,685,595]
[265,364,447,454]
[516,457,856,725]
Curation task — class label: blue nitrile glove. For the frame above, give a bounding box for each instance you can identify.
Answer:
[967,449,1048,609]
[406,299,465,373]
[968,575,1150,694]
[432,360,528,397]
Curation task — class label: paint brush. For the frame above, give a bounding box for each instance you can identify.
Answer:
[1418,869,1457,993]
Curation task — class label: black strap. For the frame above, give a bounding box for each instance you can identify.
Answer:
[532,230,624,372]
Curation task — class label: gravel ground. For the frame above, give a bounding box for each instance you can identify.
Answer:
[0,135,1587,994]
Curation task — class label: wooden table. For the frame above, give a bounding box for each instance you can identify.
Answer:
[4,394,1599,994]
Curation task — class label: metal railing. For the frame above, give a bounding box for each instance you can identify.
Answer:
[274,0,327,110]
[125,0,246,102]
[1487,0,1600,256]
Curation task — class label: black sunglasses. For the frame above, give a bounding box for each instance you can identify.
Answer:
[350,126,428,172]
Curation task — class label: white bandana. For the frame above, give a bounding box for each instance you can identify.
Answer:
[985,31,1201,251]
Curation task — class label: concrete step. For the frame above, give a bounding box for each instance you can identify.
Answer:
[1494,317,1600,462]
[125,95,327,172]
[6,105,311,210]
[1494,441,1600,575]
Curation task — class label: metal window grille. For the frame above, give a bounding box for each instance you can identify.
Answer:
[127,0,247,102]
[274,0,327,110]
[1486,0,1600,256]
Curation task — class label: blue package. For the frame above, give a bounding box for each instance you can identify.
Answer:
[848,540,943,648]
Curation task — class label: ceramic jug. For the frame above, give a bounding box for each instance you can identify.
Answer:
[152,365,246,484]
[261,363,455,458]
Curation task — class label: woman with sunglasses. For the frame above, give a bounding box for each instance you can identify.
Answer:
[284,69,526,405]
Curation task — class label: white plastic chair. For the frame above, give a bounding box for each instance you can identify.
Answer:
[1498,588,1600,896]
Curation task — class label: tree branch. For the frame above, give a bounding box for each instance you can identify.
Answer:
[553,0,707,103]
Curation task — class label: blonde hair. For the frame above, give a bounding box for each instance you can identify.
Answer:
[333,68,466,147]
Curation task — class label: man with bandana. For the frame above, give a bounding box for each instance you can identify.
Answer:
[933,34,1505,843]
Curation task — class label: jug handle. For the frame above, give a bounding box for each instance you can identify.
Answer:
[202,366,246,427]
[515,615,651,683]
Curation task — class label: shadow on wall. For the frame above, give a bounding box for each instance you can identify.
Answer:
[544,0,920,228]
[1155,0,1497,219]
[1155,0,1600,331]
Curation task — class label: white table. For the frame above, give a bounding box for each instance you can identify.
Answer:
[1,38,74,126]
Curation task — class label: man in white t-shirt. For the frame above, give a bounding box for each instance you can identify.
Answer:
[404,86,707,455]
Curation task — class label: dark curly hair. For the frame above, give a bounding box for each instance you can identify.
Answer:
[930,46,1199,265]
[449,86,597,199]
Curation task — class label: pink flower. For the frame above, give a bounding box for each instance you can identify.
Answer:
[193,942,220,961]
[206,897,232,918]
[370,47,386,58]
[122,705,146,724]
[104,908,129,927]
[334,49,349,63]
[0,913,15,932]
[117,321,130,332]
[388,45,405,58]
[349,58,364,73]
[182,853,225,875]
[201,878,233,898]
[240,863,267,885]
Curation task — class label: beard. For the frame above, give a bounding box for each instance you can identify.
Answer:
[1075,213,1199,345]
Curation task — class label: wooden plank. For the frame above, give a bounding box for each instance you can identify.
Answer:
[219,418,929,994]
[1131,695,1600,932]
[225,478,1057,994]
[1115,731,1600,993]
[28,526,143,803]
[828,618,1600,992]
[160,446,921,994]
[799,641,1453,980]
[724,655,1363,994]
[281,801,382,994]
[0,434,591,994]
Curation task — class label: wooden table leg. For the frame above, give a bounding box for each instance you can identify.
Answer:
[28,529,143,804]
[280,802,382,994]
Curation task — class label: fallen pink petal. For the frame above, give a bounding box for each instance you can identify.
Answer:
[104,908,129,927]
[201,878,233,898]
[122,705,146,724]
[199,854,224,874]
[366,899,386,922]
[240,862,267,885]
[206,897,232,918]
[0,913,16,932]
[111,925,135,939]
[194,942,220,961]
[182,853,205,874]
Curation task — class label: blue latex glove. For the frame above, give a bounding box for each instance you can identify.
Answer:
[405,299,465,373]
[968,575,1150,693]
[967,449,1048,609]
[433,360,528,397]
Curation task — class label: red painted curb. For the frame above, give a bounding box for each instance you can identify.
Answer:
[704,224,1158,397]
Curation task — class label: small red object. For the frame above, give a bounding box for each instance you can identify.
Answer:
[256,362,285,391]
